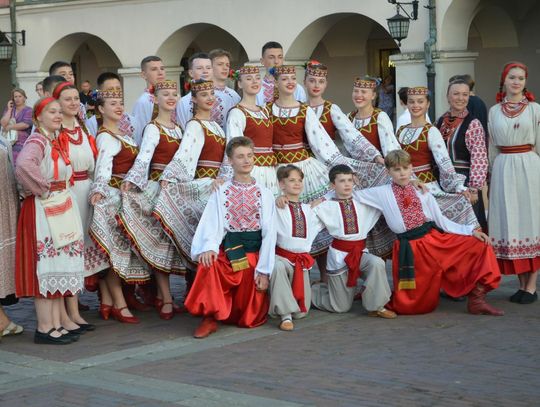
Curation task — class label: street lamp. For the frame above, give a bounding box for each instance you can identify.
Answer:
[386,0,419,46]
[0,30,26,61]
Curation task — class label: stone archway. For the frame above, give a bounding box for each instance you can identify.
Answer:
[40,32,122,86]
[156,23,248,94]
[287,13,399,109]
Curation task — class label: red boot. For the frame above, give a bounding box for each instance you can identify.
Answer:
[467,285,504,316]
[193,317,218,339]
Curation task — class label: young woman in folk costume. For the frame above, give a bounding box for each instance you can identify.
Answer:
[488,62,540,304]
[304,63,385,164]
[437,79,488,232]
[120,80,185,320]
[396,86,478,228]
[268,65,391,277]
[54,82,110,331]
[15,97,85,344]
[348,77,401,157]
[88,87,150,324]
[154,79,227,287]
[223,65,279,196]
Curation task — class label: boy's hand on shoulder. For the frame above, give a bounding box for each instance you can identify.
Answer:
[255,273,269,291]
[275,195,289,209]
[211,177,226,191]
[472,229,490,244]
[199,251,218,267]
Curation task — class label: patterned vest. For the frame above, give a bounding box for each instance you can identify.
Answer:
[149,121,182,181]
[269,103,313,164]
[318,101,337,140]
[436,113,474,182]
[348,108,383,153]
[98,128,139,188]
[397,123,436,183]
[193,119,226,179]
[237,105,276,167]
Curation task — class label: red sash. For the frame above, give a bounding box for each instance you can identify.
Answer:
[275,246,315,313]
[499,144,533,154]
[331,238,366,287]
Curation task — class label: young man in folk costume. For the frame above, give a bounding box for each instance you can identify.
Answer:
[354,150,503,316]
[269,165,324,331]
[184,136,276,339]
[311,165,395,318]
[304,63,385,164]
[49,61,87,122]
[131,56,167,145]
[256,41,307,106]
[225,65,279,196]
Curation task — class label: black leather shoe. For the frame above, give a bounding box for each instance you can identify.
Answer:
[66,325,86,335]
[509,289,525,303]
[77,323,96,332]
[519,291,538,304]
[34,329,71,345]
[57,327,80,342]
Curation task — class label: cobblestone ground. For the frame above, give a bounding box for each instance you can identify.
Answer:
[0,273,538,407]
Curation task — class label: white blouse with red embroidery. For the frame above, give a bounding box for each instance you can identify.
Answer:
[190,178,277,276]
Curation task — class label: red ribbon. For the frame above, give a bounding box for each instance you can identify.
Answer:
[52,81,73,99]
[33,97,56,121]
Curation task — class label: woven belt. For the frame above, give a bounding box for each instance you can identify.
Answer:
[73,171,89,181]
[49,181,67,192]
[499,144,533,154]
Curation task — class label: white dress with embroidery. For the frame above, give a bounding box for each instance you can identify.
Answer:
[67,125,110,276]
[119,123,185,274]
[153,119,226,263]
[487,101,540,262]
[16,133,85,296]
[89,131,150,283]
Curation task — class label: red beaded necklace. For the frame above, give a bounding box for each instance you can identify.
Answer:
[61,126,84,145]
[501,98,528,119]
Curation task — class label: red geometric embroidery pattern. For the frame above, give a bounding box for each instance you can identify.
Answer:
[338,199,359,235]
[288,202,307,238]
[392,183,426,230]
[224,180,262,231]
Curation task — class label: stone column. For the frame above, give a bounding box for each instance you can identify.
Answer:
[390,52,428,118]
[118,67,144,113]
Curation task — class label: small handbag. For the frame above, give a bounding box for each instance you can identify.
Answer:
[40,184,83,249]
[1,118,18,145]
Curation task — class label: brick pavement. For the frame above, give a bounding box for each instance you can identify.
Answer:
[0,274,538,406]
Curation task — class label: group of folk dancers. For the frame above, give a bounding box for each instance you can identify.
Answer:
[0,41,538,344]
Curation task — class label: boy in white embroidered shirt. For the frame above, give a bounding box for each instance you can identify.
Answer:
[311,165,396,318]
[270,165,324,331]
[184,136,277,339]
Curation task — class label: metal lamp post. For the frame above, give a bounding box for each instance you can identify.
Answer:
[387,0,437,120]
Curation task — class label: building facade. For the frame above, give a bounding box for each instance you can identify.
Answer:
[0,0,539,118]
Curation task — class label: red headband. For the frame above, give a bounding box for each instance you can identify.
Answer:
[52,81,73,99]
[496,62,535,103]
[33,97,56,121]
